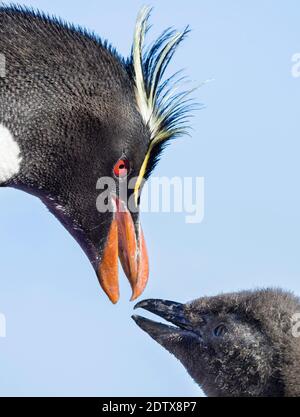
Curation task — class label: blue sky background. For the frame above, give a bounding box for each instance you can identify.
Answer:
[0,0,299,396]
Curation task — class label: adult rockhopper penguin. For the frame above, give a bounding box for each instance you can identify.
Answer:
[133,289,300,396]
[0,6,194,303]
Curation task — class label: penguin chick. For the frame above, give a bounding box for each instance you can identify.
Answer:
[133,289,300,397]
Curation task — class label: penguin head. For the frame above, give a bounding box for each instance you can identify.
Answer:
[31,91,151,305]
[2,6,195,303]
[133,289,300,396]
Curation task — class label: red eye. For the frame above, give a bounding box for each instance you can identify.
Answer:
[113,158,130,178]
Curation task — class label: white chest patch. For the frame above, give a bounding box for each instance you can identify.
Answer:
[0,124,22,183]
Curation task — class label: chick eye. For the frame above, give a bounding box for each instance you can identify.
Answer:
[214,324,227,337]
[113,158,130,178]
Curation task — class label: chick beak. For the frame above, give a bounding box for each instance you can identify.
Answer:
[97,197,149,304]
[133,299,190,329]
[132,299,196,346]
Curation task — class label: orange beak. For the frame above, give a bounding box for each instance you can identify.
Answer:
[97,197,149,304]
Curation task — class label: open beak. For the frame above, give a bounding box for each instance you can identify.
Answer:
[132,299,199,346]
[133,299,191,331]
[97,197,149,304]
